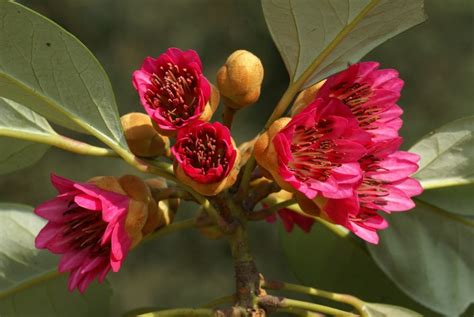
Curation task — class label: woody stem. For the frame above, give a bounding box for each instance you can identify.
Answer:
[226,198,263,315]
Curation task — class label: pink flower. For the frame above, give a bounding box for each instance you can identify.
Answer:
[255,98,370,200]
[172,121,240,196]
[316,62,404,142]
[323,138,423,244]
[266,207,314,233]
[132,48,218,135]
[35,174,131,292]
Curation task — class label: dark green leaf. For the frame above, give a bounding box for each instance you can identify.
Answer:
[367,201,474,316]
[0,1,127,151]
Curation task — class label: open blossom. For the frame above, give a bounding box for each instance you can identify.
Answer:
[315,62,404,142]
[132,48,218,135]
[35,174,160,292]
[255,98,370,200]
[321,138,423,243]
[172,120,240,196]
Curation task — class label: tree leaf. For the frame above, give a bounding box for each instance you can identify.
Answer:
[0,97,54,174]
[279,222,435,315]
[411,116,474,190]
[0,138,49,175]
[367,200,474,316]
[364,303,422,317]
[0,275,112,317]
[417,185,474,217]
[0,203,112,316]
[0,1,127,152]
[262,0,426,87]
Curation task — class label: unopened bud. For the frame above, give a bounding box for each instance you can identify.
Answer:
[217,50,264,109]
[290,80,326,116]
[121,112,170,158]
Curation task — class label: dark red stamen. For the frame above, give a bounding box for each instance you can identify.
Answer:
[145,62,198,126]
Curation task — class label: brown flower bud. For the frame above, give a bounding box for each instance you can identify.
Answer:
[290,80,326,116]
[253,117,294,193]
[143,178,180,235]
[120,112,170,158]
[217,50,264,109]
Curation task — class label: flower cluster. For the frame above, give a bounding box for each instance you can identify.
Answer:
[131,48,245,195]
[34,46,422,298]
[255,62,422,243]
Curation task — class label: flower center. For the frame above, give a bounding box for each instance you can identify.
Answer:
[182,130,229,175]
[288,121,342,182]
[145,62,198,125]
[330,82,380,130]
[63,206,109,257]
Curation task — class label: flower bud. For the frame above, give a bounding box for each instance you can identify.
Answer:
[217,50,264,109]
[34,174,163,293]
[143,178,180,236]
[290,80,325,116]
[121,112,170,158]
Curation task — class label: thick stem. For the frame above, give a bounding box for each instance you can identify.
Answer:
[226,200,263,315]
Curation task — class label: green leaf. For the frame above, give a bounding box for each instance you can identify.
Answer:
[411,116,474,190]
[0,138,49,175]
[0,1,127,152]
[262,0,426,87]
[0,275,112,317]
[0,97,54,174]
[0,203,112,316]
[364,303,422,317]
[279,222,435,315]
[417,184,474,217]
[367,200,474,316]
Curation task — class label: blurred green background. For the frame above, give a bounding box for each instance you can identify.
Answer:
[1,0,472,316]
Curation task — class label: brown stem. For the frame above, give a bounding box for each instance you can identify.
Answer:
[226,199,266,316]
[243,179,280,211]
[223,105,237,129]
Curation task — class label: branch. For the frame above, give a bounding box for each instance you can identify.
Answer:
[258,295,358,317]
[247,199,297,221]
[0,131,117,157]
[262,280,368,317]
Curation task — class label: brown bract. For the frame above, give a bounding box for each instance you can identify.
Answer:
[290,80,326,116]
[121,112,170,158]
[174,142,241,196]
[217,50,264,109]
[253,117,294,193]
[153,84,220,137]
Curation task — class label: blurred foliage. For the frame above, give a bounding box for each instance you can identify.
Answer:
[0,0,472,316]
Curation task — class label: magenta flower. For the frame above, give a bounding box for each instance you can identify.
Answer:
[172,120,240,196]
[323,138,423,244]
[255,98,370,200]
[35,174,131,293]
[316,62,404,142]
[132,48,216,135]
